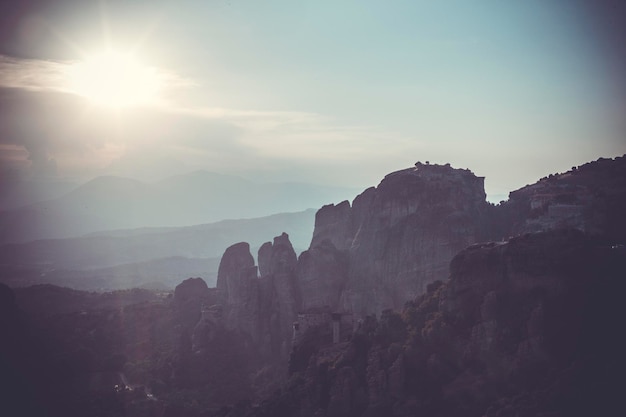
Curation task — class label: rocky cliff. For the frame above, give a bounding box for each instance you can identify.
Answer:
[208,156,626,367]
[299,156,626,316]
[499,155,626,240]
[203,234,300,360]
[217,229,626,417]
[203,163,492,361]
[306,162,492,314]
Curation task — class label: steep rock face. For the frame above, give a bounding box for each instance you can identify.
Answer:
[258,233,299,356]
[295,240,349,312]
[257,241,273,277]
[214,235,301,359]
[310,200,353,250]
[216,242,261,344]
[299,156,626,316]
[216,242,256,302]
[259,232,298,277]
[303,162,491,314]
[224,229,626,417]
[207,156,626,414]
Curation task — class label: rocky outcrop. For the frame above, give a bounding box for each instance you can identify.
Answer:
[295,156,626,317]
[295,239,349,312]
[258,232,298,277]
[211,234,301,359]
[302,162,491,315]
[499,155,626,240]
[215,242,261,346]
[220,229,626,417]
[206,156,626,415]
[173,277,214,329]
[310,200,353,250]
[205,163,494,359]
[258,233,299,356]
[216,242,257,303]
[257,241,273,277]
[207,155,626,349]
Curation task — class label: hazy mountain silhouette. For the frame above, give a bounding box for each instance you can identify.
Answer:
[0,209,315,290]
[0,171,357,243]
[0,178,77,210]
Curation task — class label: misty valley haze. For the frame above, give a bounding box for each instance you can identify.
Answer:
[0,209,316,290]
[0,170,356,243]
[0,169,357,291]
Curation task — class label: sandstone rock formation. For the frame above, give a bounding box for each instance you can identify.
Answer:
[218,229,626,417]
[498,154,626,240]
[204,163,497,365]
[216,242,257,303]
[208,156,626,365]
[245,232,300,357]
[215,242,261,347]
[295,239,348,312]
[304,162,492,314]
[296,156,626,317]
[259,233,299,353]
[210,234,301,359]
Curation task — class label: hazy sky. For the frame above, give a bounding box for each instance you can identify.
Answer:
[1,0,625,200]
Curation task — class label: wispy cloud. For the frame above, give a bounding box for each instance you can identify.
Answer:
[167,104,416,163]
[0,55,68,91]
[0,54,418,185]
[0,54,193,99]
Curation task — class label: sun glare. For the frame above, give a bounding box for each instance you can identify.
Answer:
[67,50,163,108]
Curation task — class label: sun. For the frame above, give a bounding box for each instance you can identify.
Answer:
[66,50,164,108]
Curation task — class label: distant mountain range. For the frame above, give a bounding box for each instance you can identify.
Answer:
[0,209,315,290]
[0,171,357,243]
[0,178,77,210]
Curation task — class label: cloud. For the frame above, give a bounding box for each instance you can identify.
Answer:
[0,55,68,91]
[0,53,418,186]
[171,105,416,161]
[0,53,193,100]
[0,81,418,185]
[0,54,196,178]
[0,144,30,178]
[0,87,78,177]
